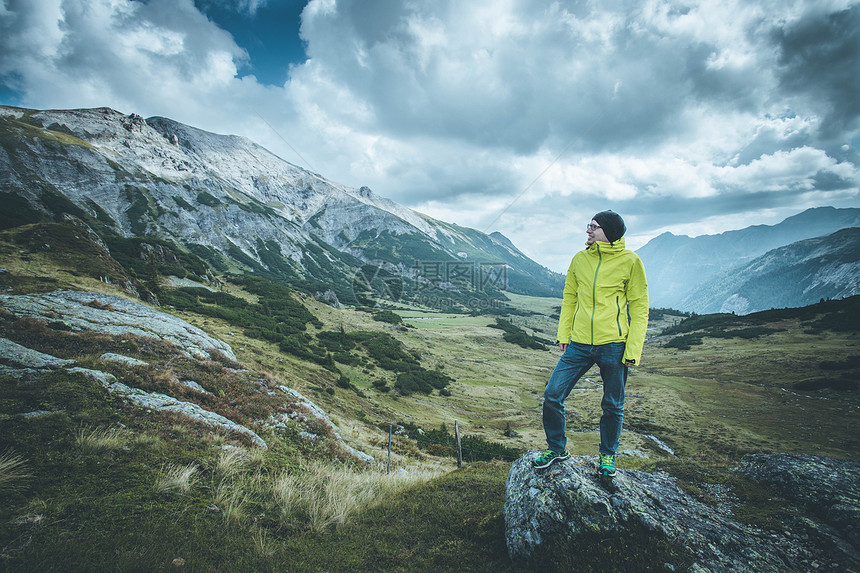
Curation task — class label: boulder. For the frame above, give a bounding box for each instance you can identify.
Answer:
[0,290,235,361]
[0,337,76,370]
[736,453,860,562]
[505,452,791,571]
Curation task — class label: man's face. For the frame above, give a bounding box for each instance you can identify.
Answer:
[586,219,608,245]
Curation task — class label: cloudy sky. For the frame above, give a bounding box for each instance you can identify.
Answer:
[1,0,858,272]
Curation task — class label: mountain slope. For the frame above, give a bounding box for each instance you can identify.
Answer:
[637,207,860,309]
[679,227,860,314]
[0,105,563,306]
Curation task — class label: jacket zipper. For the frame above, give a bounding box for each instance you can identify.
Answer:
[591,244,602,344]
[616,296,622,336]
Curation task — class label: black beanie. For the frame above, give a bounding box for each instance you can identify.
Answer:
[592,210,626,243]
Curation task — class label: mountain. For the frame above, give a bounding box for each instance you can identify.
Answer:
[0,105,563,307]
[637,207,860,309]
[678,227,860,314]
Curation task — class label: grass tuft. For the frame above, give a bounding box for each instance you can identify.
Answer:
[270,461,444,533]
[213,446,265,482]
[0,449,32,492]
[76,426,131,452]
[154,462,199,495]
[214,482,248,526]
[215,447,251,481]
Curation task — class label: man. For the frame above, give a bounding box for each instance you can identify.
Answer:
[533,210,648,477]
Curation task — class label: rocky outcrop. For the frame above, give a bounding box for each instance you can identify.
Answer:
[0,293,374,461]
[274,385,374,463]
[0,336,267,448]
[0,290,235,361]
[736,454,860,563]
[69,366,268,449]
[0,337,75,371]
[99,352,148,367]
[505,452,792,571]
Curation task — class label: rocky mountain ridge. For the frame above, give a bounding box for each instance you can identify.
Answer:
[637,207,860,310]
[0,105,563,305]
[680,227,860,314]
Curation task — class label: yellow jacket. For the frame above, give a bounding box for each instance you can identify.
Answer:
[556,238,649,364]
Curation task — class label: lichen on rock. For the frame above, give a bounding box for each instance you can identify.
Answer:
[505,451,792,571]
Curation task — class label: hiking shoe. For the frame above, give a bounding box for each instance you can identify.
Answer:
[532,449,570,469]
[599,453,617,477]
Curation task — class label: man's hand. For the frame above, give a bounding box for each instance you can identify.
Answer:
[559,343,568,352]
[623,359,635,367]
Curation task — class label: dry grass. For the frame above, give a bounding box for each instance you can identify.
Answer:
[270,461,445,532]
[214,446,264,482]
[214,481,247,526]
[252,526,274,558]
[207,447,267,526]
[75,426,131,452]
[154,463,199,495]
[0,449,32,492]
[131,431,165,450]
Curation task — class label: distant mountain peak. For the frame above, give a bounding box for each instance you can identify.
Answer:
[637,207,860,310]
[489,231,518,250]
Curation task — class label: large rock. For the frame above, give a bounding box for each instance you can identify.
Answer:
[736,453,860,561]
[0,336,76,370]
[0,290,235,361]
[505,452,791,571]
[69,367,267,449]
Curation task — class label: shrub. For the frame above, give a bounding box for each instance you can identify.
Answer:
[488,318,549,350]
[332,351,359,365]
[664,334,704,350]
[395,369,454,395]
[196,191,222,207]
[279,335,334,368]
[649,307,689,321]
[707,327,781,339]
[347,331,419,372]
[317,330,356,352]
[160,276,321,353]
[371,379,391,393]
[372,310,403,324]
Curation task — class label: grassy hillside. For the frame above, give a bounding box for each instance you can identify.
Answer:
[1,221,858,571]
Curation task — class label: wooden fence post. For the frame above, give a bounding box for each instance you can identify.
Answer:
[387,424,392,474]
[454,420,462,468]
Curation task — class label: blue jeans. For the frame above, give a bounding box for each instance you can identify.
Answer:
[543,342,628,455]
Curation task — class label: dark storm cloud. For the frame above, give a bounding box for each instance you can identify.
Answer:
[772,5,860,141]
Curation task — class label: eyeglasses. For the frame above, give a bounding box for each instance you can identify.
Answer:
[586,223,601,231]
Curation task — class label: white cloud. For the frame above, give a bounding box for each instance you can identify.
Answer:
[713,147,858,191]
